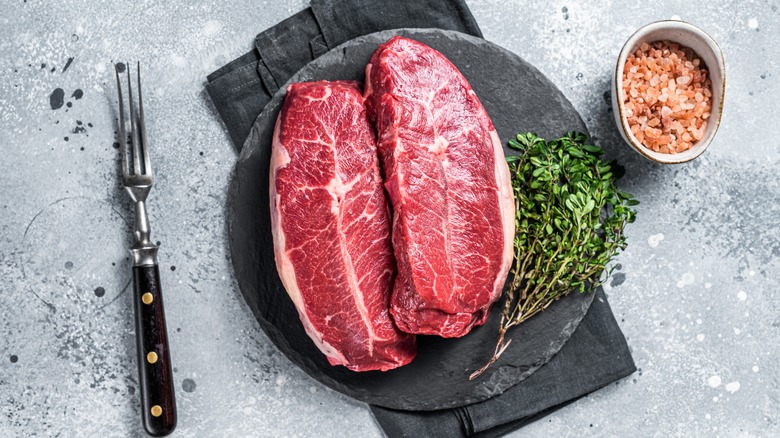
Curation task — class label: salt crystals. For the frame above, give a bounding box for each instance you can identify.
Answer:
[622,40,713,154]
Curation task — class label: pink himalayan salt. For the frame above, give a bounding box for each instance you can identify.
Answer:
[622,40,713,154]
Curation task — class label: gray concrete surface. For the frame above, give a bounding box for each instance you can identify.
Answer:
[0,0,777,437]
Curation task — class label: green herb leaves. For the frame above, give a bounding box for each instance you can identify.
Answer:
[470,132,637,379]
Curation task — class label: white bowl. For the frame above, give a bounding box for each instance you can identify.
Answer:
[611,20,725,164]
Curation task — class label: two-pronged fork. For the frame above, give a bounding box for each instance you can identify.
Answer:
[115,62,177,437]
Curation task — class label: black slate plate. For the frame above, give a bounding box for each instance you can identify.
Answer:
[228,28,594,411]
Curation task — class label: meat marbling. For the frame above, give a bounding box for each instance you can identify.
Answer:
[270,81,416,371]
[365,36,515,338]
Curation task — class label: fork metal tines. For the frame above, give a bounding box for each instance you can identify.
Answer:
[116,62,152,183]
[115,62,156,263]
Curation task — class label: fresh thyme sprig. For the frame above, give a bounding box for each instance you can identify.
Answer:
[470,132,637,380]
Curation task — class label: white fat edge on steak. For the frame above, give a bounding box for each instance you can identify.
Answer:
[488,126,515,302]
[270,113,348,366]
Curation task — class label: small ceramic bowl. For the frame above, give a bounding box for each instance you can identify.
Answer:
[611,20,725,164]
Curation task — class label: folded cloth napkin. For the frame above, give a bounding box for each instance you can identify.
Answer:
[206,0,481,149]
[206,1,636,436]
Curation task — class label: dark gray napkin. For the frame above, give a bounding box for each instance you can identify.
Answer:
[206,1,636,436]
[206,0,481,149]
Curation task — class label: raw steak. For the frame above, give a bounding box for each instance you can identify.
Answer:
[270,81,416,371]
[365,36,515,338]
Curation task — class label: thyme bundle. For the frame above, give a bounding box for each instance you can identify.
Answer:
[471,132,637,379]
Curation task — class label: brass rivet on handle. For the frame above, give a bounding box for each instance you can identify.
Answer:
[150,405,162,417]
[147,351,158,364]
[142,292,153,304]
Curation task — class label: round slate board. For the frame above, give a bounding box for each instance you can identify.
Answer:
[228,28,595,411]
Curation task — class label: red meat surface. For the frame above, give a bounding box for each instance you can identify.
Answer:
[270,81,416,371]
[365,37,515,338]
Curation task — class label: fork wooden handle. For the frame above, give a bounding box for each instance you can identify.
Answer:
[133,265,177,436]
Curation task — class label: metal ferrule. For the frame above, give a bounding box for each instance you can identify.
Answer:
[131,246,158,267]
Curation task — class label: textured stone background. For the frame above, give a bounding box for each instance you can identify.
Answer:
[0,0,777,437]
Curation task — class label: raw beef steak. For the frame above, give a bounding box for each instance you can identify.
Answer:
[365,36,515,338]
[270,81,416,371]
